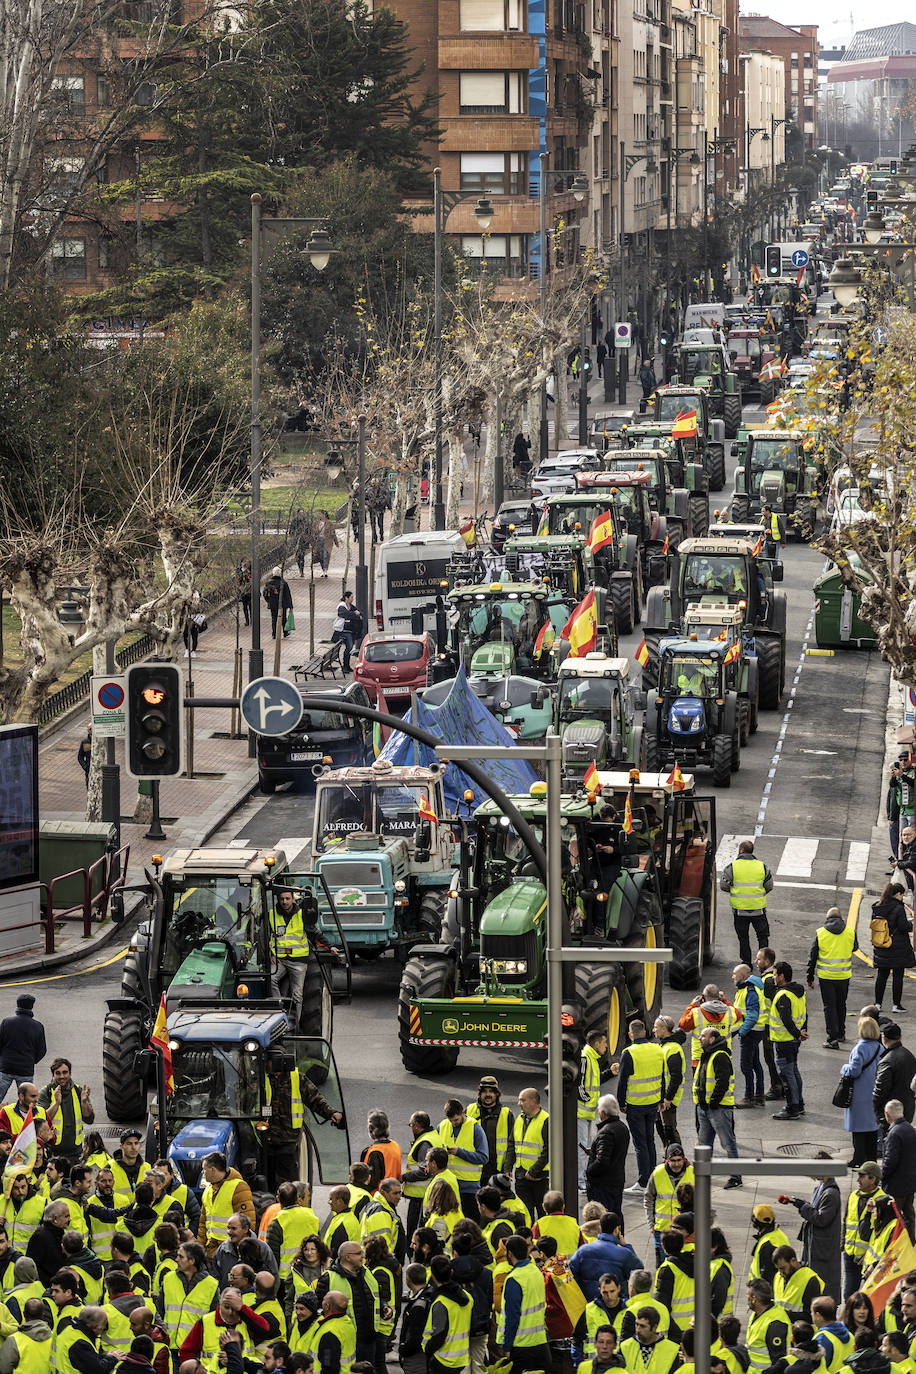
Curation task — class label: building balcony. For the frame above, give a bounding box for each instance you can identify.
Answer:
[438,34,540,68]
[440,113,541,151]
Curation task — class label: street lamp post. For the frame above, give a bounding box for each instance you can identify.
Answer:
[665,142,701,363]
[770,116,791,239]
[433,170,495,530]
[249,195,334,749]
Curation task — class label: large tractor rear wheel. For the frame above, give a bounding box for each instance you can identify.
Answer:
[667,896,705,991]
[398,954,459,1076]
[723,393,742,439]
[641,630,663,693]
[711,734,732,787]
[756,638,783,710]
[644,721,659,773]
[121,951,144,1002]
[103,1006,147,1122]
[730,494,750,523]
[760,378,775,407]
[688,493,709,538]
[299,960,333,1040]
[610,577,635,638]
[707,446,727,492]
[623,885,665,1024]
[575,964,626,1066]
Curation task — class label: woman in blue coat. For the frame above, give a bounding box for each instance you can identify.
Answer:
[839,1015,883,1167]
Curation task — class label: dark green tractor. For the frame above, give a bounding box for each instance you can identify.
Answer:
[731,427,819,541]
[541,495,642,635]
[675,345,743,440]
[642,386,728,491]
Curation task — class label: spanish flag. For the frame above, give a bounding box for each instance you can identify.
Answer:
[622,795,634,834]
[561,590,598,658]
[751,263,760,284]
[862,1216,916,1313]
[587,509,615,555]
[634,638,650,667]
[534,621,556,658]
[583,762,600,794]
[662,532,669,555]
[723,640,739,665]
[666,763,686,791]
[672,409,698,439]
[150,994,174,1096]
[765,310,776,332]
[795,263,806,287]
[418,794,439,825]
[459,519,475,548]
[751,534,763,556]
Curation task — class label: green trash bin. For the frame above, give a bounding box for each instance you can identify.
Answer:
[813,558,877,649]
[39,820,117,911]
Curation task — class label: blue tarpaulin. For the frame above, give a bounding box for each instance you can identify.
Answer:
[379,667,538,811]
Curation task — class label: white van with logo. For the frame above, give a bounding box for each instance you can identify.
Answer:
[374,531,466,639]
[683,303,726,334]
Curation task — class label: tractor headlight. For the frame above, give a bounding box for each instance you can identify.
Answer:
[689,713,703,732]
[243,1039,258,1053]
[394,880,406,892]
[493,959,528,975]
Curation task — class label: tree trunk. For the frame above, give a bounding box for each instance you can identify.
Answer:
[479,391,498,506]
[198,136,212,275]
[390,467,409,537]
[553,352,569,450]
[445,433,462,530]
[527,391,541,464]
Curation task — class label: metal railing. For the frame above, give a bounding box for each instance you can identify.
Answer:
[41,843,130,952]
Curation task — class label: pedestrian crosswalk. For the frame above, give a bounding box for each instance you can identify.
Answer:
[715,831,871,892]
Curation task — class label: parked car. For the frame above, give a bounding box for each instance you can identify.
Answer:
[256,681,373,793]
[492,499,537,549]
[353,632,435,703]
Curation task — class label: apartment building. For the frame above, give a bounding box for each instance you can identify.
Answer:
[398,0,594,286]
[741,51,786,186]
[739,16,819,152]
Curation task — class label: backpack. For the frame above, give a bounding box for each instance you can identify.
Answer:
[871,905,892,949]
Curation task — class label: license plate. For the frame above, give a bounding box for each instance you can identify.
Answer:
[291,752,322,762]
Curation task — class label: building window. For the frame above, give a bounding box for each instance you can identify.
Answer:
[51,238,87,280]
[98,235,113,270]
[459,71,524,113]
[459,0,522,29]
[460,153,526,194]
[97,76,111,106]
[51,75,85,111]
[135,81,158,107]
[45,157,85,202]
[459,233,529,276]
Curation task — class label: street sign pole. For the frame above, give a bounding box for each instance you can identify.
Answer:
[101,641,120,847]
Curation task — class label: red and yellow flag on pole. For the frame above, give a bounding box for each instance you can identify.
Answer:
[150,995,174,1096]
[862,1218,916,1313]
[751,534,763,556]
[751,263,761,284]
[560,591,598,658]
[795,263,807,287]
[672,409,698,440]
[622,795,634,834]
[587,510,615,554]
[662,532,669,555]
[634,638,650,667]
[666,763,686,791]
[723,641,739,665]
[534,621,556,658]
[418,794,439,825]
[583,762,601,794]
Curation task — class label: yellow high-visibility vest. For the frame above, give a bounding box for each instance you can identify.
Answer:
[648,1162,695,1231]
[425,1291,473,1368]
[625,1041,665,1107]
[275,1204,319,1278]
[497,1261,545,1349]
[307,1315,355,1374]
[661,1039,686,1106]
[513,1111,548,1170]
[264,1070,304,1130]
[403,1129,443,1198]
[201,1177,239,1246]
[199,1313,252,1374]
[745,1304,792,1371]
[436,1117,483,1187]
[774,1265,824,1318]
[577,1043,602,1121]
[728,857,768,911]
[467,1104,512,1172]
[161,1270,219,1347]
[814,926,855,981]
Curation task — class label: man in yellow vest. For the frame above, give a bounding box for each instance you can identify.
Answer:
[719,839,773,966]
[772,1244,824,1320]
[531,1191,585,1256]
[761,505,782,559]
[769,961,808,1122]
[37,1059,94,1162]
[620,1304,682,1374]
[806,907,857,1050]
[0,1294,53,1372]
[617,1020,664,1194]
[424,1254,472,1374]
[732,964,767,1109]
[745,1278,791,1373]
[178,1285,271,1366]
[360,1179,406,1263]
[265,1181,319,1280]
[54,1305,111,1374]
[401,1113,442,1237]
[811,1296,854,1373]
[263,1053,343,1191]
[695,1026,742,1189]
[653,1017,685,1149]
[0,1085,53,1146]
[109,1129,150,1206]
[197,1153,255,1257]
[322,1188,362,1259]
[437,1100,488,1221]
[307,1291,355,1374]
[513,1089,549,1220]
[843,1162,885,1298]
[497,1235,549,1374]
[578,1030,608,1193]
[268,888,313,1033]
[467,1076,515,1185]
[653,1229,693,1341]
[160,1240,218,1351]
[644,1145,694,1265]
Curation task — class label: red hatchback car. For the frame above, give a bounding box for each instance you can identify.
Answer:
[353,632,434,702]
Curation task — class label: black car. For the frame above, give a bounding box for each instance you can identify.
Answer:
[256,682,373,793]
[492,499,537,550]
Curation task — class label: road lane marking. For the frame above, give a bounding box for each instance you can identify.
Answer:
[777,837,818,876]
[277,837,311,864]
[0,946,127,986]
[714,833,743,874]
[845,842,870,884]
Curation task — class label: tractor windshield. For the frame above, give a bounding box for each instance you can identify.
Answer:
[760,283,794,306]
[314,784,373,852]
[169,1043,263,1120]
[728,335,762,360]
[666,655,719,696]
[457,593,546,664]
[557,676,620,721]
[656,394,698,423]
[163,878,261,974]
[609,486,641,526]
[375,785,437,838]
[749,438,801,471]
[548,504,610,538]
[682,350,723,377]
[682,555,748,598]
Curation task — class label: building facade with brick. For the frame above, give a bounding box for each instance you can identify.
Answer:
[738,15,819,153]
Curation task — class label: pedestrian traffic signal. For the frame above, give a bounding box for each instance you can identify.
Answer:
[126,663,184,779]
[866,190,879,210]
[765,245,782,277]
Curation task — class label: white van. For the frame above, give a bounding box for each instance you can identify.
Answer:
[374,530,466,638]
[683,303,726,333]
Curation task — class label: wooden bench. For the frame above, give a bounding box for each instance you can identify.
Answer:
[292,642,344,681]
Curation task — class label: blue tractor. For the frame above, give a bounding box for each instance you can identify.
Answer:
[644,638,740,787]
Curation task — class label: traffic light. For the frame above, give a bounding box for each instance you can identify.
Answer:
[126,663,184,778]
[866,189,879,210]
[765,245,782,277]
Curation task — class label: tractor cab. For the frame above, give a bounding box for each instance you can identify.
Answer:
[682,601,744,648]
[500,534,595,607]
[162,1008,350,1188]
[446,582,559,680]
[553,653,642,779]
[742,429,805,502]
[575,470,668,585]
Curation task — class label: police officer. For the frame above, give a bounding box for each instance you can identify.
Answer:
[720,840,773,967]
[806,907,857,1050]
[578,1031,608,1193]
[268,888,314,1033]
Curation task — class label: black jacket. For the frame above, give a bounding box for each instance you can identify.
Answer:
[873,1041,916,1123]
[660,1031,686,1103]
[399,1284,433,1359]
[872,898,916,970]
[772,981,808,1040]
[882,1119,916,1199]
[696,1032,733,1109]
[451,1252,494,1335]
[0,1009,46,1075]
[655,1252,692,1339]
[26,1222,67,1285]
[586,1116,630,1188]
[806,912,858,983]
[844,1349,891,1374]
[263,576,293,613]
[423,1280,471,1360]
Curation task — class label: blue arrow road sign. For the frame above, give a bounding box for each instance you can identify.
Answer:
[240,675,304,736]
[872,325,888,346]
[791,248,809,268]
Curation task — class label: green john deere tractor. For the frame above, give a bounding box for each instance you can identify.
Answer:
[731,426,820,541]
[675,344,743,440]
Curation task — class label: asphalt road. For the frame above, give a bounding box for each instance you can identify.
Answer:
[3,316,892,1285]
